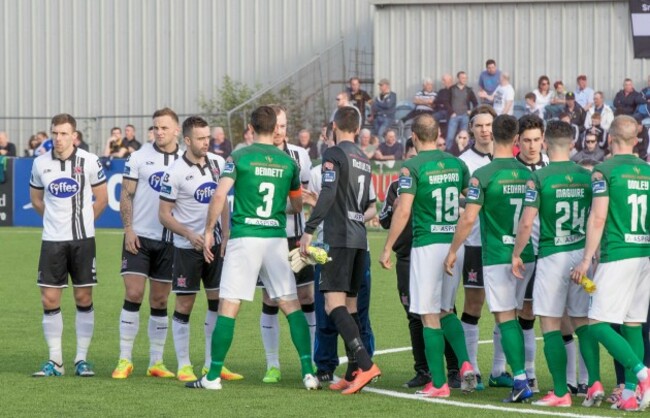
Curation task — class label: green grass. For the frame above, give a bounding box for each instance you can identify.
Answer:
[0,228,623,417]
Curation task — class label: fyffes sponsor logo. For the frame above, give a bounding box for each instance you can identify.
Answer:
[194,182,216,203]
[148,171,165,192]
[48,178,79,198]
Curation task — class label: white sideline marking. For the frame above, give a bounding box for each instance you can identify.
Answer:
[361,387,605,418]
[5,228,124,235]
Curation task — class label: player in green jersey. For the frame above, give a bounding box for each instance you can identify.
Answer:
[379,114,475,398]
[186,106,318,391]
[511,120,597,407]
[445,115,535,403]
[571,115,650,411]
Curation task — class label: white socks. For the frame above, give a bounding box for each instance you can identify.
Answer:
[304,310,316,356]
[119,309,139,361]
[75,306,95,364]
[43,309,64,365]
[523,327,536,379]
[172,313,191,368]
[461,320,480,376]
[260,312,280,369]
[564,337,577,387]
[149,314,168,366]
[204,310,218,369]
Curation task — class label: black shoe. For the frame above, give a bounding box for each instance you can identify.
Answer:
[567,383,578,395]
[447,369,461,389]
[316,369,334,383]
[577,383,588,397]
[403,370,430,388]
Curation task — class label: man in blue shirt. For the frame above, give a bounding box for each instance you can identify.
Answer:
[478,59,501,106]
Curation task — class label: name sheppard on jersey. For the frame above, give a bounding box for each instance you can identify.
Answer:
[428,172,460,184]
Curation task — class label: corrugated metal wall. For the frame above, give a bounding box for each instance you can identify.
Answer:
[0,0,374,150]
[373,1,650,105]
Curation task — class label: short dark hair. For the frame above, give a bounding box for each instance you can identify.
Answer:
[182,116,209,138]
[269,104,287,116]
[591,112,602,120]
[553,80,563,89]
[349,76,360,83]
[559,112,570,120]
[51,113,77,131]
[518,114,544,135]
[404,138,415,155]
[469,105,497,125]
[125,124,135,130]
[153,107,179,124]
[485,59,496,67]
[411,114,438,143]
[333,106,360,133]
[456,71,466,79]
[76,130,83,142]
[111,126,121,133]
[524,92,536,101]
[492,115,519,145]
[544,120,575,148]
[578,158,600,168]
[148,126,154,131]
[251,106,277,135]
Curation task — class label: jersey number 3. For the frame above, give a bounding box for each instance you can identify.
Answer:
[256,182,275,218]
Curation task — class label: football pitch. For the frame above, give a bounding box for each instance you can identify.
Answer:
[0,228,623,417]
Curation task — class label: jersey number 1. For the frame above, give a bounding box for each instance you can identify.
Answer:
[628,194,648,233]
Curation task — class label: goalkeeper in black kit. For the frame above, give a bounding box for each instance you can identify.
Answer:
[300,106,381,394]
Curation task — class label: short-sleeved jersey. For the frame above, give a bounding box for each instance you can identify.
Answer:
[284,143,312,238]
[30,148,106,241]
[459,146,492,246]
[591,154,650,262]
[523,161,592,258]
[159,152,225,249]
[222,143,301,239]
[123,143,181,241]
[399,150,469,247]
[305,141,373,249]
[466,157,535,265]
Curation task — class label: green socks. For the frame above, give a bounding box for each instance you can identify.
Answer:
[590,322,644,375]
[542,331,567,396]
[498,320,526,377]
[286,311,313,377]
[440,314,470,364]
[622,325,645,389]
[575,325,600,385]
[423,327,446,388]
[207,315,236,381]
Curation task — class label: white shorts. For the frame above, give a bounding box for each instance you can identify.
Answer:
[533,249,590,318]
[484,262,534,313]
[219,237,297,302]
[589,257,650,324]
[409,243,464,315]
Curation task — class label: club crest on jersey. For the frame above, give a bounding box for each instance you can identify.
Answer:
[124,165,131,176]
[437,161,445,169]
[224,162,235,174]
[512,171,520,179]
[323,171,336,183]
[592,180,606,194]
[194,182,217,203]
[74,166,83,174]
[467,269,478,283]
[97,168,106,180]
[524,189,537,202]
[399,176,412,189]
[176,275,187,288]
[148,171,165,192]
[467,177,480,200]
[121,258,127,270]
[48,178,80,198]
[265,156,273,163]
[634,166,641,175]
[565,175,574,183]
[161,185,172,195]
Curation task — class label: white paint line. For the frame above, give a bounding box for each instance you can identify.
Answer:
[361,387,606,418]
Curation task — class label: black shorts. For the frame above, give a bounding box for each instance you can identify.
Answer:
[172,246,223,293]
[38,238,97,288]
[524,258,538,301]
[319,247,366,296]
[121,236,174,282]
[395,255,411,307]
[462,246,484,288]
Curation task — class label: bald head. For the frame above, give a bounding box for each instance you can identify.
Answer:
[0,132,7,146]
[441,74,453,88]
[412,114,439,143]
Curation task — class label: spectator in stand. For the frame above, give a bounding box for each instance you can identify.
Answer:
[34,131,52,156]
[533,75,553,111]
[297,129,319,160]
[317,123,329,157]
[490,72,515,116]
[74,130,89,151]
[373,129,403,161]
[24,134,42,157]
[574,75,594,111]
[124,124,141,154]
[209,126,232,158]
[477,59,501,105]
[331,92,362,127]
[447,130,469,157]
[234,126,254,152]
[402,78,436,122]
[545,80,567,119]
[635,121,649,161]
[435,132,447,153]
[585,91,614,131]
[104,127,128,158]
[524,92,544,118]
[369,78,397,138]
[638,75,650,119]
[432,74,453,123]
[571,132,605,162]
[358,128,377,159]
[586,113,608,154]
[0,132,17,157]
[564,92,586,147]
[559,112,580,150]
[445,71,478,150]
[613,78,646,120]
[347,77,372,126]
[147,126,155,143]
